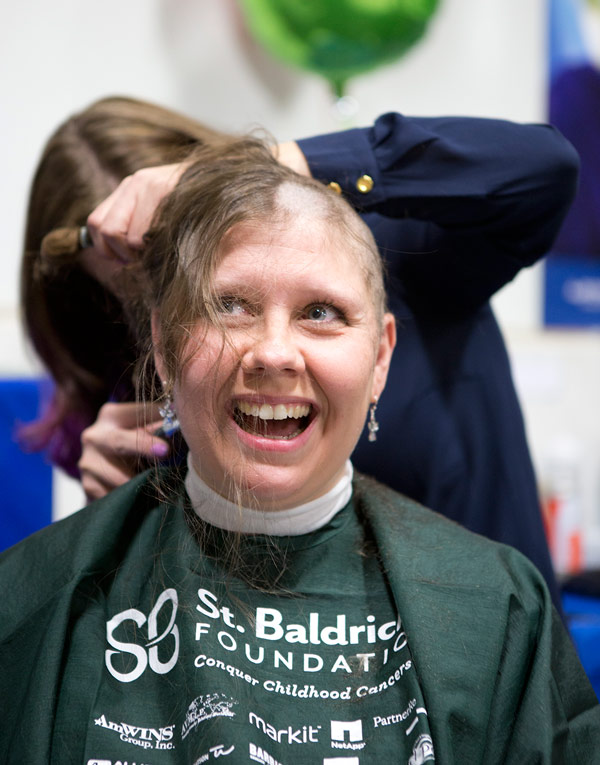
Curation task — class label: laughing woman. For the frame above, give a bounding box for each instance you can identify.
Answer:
[1,141,599,763]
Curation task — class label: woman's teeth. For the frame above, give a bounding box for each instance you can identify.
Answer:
[235,401,311,420]
[233,400,312,439]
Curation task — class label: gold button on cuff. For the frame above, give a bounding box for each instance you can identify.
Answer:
[328,181,342,195]
[356,174,374,193]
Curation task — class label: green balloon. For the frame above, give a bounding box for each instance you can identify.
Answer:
[238,0,440,96]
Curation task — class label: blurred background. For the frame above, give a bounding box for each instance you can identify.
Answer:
[1,0,600,585]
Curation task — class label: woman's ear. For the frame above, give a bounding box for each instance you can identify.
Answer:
[371,313,396,401]
[151,310,167,383]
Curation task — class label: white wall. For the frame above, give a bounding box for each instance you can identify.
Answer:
[1,0,547,335]
[3,0,599,564]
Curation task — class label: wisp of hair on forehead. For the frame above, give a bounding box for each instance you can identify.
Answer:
[142,138,387,390]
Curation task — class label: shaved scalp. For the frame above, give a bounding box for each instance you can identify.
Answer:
[273,181,384,324]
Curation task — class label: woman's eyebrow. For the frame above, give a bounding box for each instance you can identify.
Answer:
[212,282,263,300]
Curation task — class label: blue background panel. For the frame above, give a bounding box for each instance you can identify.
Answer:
[563,592,600,700]
[544,253,600,327]
[0,379,52,552]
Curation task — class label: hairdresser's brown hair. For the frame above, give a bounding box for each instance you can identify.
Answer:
[142,138,386,394]
[20,96,232,473]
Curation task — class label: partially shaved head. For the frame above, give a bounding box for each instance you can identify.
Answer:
[142,137,387,386]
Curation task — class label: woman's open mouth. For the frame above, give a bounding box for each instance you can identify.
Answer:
[232,400,314,440]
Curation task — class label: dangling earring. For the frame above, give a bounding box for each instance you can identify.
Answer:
[159,383,180,437]
[368,397,379,442]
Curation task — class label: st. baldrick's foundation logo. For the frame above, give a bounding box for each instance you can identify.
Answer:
[105,588,180,682]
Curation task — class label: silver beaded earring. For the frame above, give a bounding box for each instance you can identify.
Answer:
[367,397,379,442]
[159,383,180,437]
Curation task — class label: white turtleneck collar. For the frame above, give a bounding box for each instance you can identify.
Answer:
[184,452,353,536]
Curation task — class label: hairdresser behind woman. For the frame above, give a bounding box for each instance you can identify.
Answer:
[3,139,599,762]
[20,97,578,609]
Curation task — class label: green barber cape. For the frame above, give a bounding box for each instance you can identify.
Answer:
[0,469,598,763]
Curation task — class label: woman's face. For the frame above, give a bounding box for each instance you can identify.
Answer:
[156,214,395,510]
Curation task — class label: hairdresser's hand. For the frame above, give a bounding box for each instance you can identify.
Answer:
[78,402,169,501]
[85,143,309,270]
[86,164,186,265]
[273,142,311,177]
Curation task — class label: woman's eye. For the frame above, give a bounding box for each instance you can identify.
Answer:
[218,297,248,315]
[304,304,342,322]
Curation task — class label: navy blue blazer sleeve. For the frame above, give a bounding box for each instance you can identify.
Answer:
[297,113,579,310]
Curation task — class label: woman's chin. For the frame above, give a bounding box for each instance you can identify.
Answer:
[236,471,311,511]
[218,465,311,511]
[231,460,345,512]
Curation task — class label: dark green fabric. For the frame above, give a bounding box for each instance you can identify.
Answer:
[0,470,598,764]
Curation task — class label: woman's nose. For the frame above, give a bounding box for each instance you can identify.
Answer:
[241,320,305,375]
